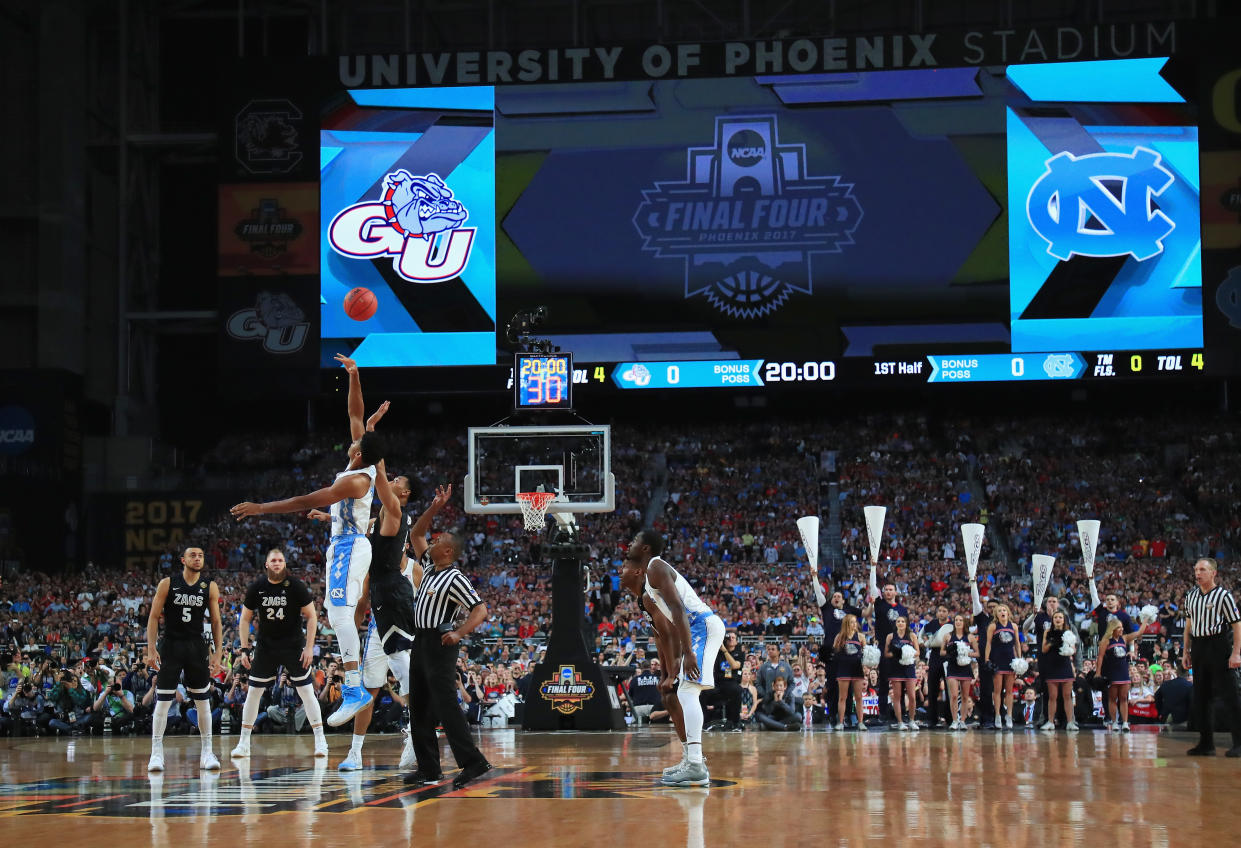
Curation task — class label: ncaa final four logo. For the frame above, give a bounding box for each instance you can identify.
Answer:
[328,169,476,283]
[633,115,863,318]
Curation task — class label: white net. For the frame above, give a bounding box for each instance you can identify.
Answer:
[516,491,557,532]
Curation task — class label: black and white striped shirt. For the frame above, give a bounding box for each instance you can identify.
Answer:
[412,551,483,629]
[1184,585,1241,637]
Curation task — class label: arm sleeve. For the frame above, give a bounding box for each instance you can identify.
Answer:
[812,575,827,609]
[971,582,983,616]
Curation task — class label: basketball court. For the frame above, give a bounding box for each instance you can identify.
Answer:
[1,728,1236,844]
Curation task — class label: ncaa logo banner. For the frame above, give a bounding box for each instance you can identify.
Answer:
[634,115,863,318]
[1006,59,1202,353]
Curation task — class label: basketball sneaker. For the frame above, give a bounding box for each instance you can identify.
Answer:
[1121,722,1131,732]
[399,738,417,770]
[338,749,363,772]
[327,685,373,727]
[1040,721,1056,731]
[231,740,251,758]
[200,750,221,771]
[1066,721,1080,731]
[661,760,710,787]
[147,747,165,772]
[663,751,688,779]
[908,721,919,732]
[1004,715,1013,730]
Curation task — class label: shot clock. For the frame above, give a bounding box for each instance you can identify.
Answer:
[514,353,573,410]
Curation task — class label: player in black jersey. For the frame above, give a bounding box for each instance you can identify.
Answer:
[144,546,223,772]
[229,548,327,761]
[339,460,420,772]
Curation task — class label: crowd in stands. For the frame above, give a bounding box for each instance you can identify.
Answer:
[1,412,1237,736]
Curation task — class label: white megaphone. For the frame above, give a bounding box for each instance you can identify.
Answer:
[1077,520,1100,578]
[863,506,886,566]
[962,523,985,580]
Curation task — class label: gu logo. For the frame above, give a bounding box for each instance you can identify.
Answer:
[1025,147,1176,262]
[226,291,309,354]
[234,99,303,175]
[328,170,475,283]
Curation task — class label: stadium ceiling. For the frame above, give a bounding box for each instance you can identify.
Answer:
[154,0,1217,54]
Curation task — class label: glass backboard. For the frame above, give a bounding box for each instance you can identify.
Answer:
[464,424,614,514]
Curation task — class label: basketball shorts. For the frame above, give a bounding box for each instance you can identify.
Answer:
[326,534,371,608]
[679,611,725,689]
[249,637,313,686]
[370,570,417,654]
[156,635,211,693]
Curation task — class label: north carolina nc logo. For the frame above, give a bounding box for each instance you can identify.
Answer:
[1025,147,1175,262]
[633,115,863,319]
[328,170,476,283]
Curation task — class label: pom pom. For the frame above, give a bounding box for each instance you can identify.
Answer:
[1059,630,1078,657]
[900,644,917,666]
[1010,657,1029,676]
[955,641,972,667]
[1139,605,1159,625]
[927,623,954,649]
[862,645,881,669]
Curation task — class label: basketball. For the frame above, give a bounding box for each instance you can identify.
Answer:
[343,287,377,321]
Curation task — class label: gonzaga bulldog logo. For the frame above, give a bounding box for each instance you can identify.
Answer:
[328,170,475,283]
[633,115,862,318]
[1025,147,1175,262]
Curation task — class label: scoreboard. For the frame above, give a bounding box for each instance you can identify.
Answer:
[310,46,1241,393]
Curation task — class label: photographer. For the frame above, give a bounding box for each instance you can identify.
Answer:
[124,662,154,729]
[47,671,94,735]
[91,677,136,734]
[369,670,407,733]
[267,671,300,732]
[6,680,45,735]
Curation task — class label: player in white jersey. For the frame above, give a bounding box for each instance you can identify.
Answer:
[232,353,387,726]
[622,529,725,787]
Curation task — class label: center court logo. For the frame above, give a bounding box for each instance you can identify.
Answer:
[539,665,596,714]
[328,169,476,283]
[633,115,863,319]
[1025,147,1175,261]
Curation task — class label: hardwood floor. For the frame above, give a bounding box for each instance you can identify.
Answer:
[1,726,1237,846]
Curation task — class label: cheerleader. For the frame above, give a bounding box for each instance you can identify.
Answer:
[833,614,868,731]
[1099,618,1142,732]
[984,604,1022,730]
[884,616,921,731]
[941,614,976,730]
[1038,610,1079,731]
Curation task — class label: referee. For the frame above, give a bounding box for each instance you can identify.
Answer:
[403,484,493,788]
[1183,557,1241,757]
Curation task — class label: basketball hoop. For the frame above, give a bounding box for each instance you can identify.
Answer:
[516,491,557,532]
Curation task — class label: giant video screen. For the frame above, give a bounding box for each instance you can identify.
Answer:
[319,57,1210,388]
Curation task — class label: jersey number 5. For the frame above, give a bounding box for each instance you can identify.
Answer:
[181,607,192,623]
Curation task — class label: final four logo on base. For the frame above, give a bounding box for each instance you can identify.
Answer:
[633,115,862,318]
[539,665,595,715]
[328,169,476,283]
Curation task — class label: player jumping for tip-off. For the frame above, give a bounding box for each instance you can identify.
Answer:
[231,353,388,728]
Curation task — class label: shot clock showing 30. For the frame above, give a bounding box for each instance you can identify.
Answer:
[515,353,574,410]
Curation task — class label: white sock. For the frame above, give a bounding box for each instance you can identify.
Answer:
[240,686,265,742]
[686,742,703,765]
[151,698,172,746]
[194,698,213,752]
[344,669,362,689]
[296,683,324,736]
[350,733,366,754]
[677,683,705,747]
